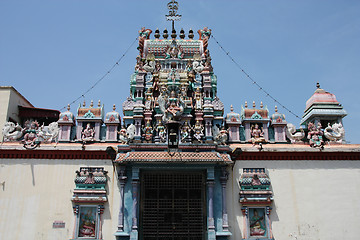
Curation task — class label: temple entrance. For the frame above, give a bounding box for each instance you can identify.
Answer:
[140,171,206,240]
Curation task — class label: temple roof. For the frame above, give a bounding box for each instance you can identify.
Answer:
[115,151,232,163]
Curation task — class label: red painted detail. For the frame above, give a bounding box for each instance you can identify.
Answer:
[0,150,111,160]
[232,151,360,160]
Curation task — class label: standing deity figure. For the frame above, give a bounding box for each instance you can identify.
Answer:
[180,121,191,142]
[142,120,153,143]
[251,124,266,146]
[138,27,152,57]
[307,122,324,148]
[192,120,204,143]
[81,123,95,143]
[194,87,203,110]
[156,120,167,143]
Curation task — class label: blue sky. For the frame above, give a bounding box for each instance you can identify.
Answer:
[1,0,359,143]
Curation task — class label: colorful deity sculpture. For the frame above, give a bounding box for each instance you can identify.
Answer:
[81,123,95,143]
[142,120,153,143]
[180,121,191,142]
[22,120,41,149]
[251,124,266,146]
[192,120,204,143]
[307,122,324,148]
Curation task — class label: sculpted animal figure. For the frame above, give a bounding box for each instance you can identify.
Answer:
[37,122,59,143]
[2,122,23,141]
[126,124,136,142]
[286,123,305,143]
[324,123,345,143]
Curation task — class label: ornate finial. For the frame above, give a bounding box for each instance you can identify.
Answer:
[260,101,263,109]
[245,101,248,108]
[180,28,185,39]
[171,29,177,39]
[230,105,234,112]
[90,100,94,108]
[316,82,320,89]
[83,100,86,107]
[67,104,70,111]
[113,104,116,111]
[163,28,168,39]
[253,101,256,109]
[275,106,278,112]
[154,28,160,39]
[166,0,182,32]
[98,100,101,107]
[188,29,194,39]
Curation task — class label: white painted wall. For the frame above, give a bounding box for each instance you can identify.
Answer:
[228,160,360,240]
[0,158,119,240]
[1,158,360,240]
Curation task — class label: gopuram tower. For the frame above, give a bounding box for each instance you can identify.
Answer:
[114,1,232,240]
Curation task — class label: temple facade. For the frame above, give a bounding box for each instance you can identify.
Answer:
[1,5,360,240]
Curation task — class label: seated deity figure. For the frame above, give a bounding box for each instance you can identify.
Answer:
[81,123,95,142]
[251,124,266,145]
[250,209,266,236]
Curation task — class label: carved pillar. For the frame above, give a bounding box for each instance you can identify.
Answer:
[204,116,213,142]
[220,167,229,232]
[263,124,269,141]
[116,166,127,233]
[207,167,216,240]
[244,122,251,141]
[95,122,101,141]
[130,167,140,240]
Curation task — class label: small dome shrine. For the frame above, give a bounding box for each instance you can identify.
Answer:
[301,83,347,126]
[58,104,75,123]
[105,104,121,124]
[270,106,286,124]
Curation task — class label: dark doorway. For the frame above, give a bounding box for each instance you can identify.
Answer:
[140,171,206,240]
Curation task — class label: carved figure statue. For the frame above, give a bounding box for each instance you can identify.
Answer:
[192,120,204,143]
[286,123,305,143]
[165,40,183,59]
[166,100,184,121]
[194,87,202,110]
[126,124,136,142]
[251,124,266,146]
[119,126,128,144]
[307,122,324,148]
[138,27,152,57]
[22,120,40,149]
[37,122,59,143]
[2,122,23,142]
[192,59,204,73]
[213,126,228,145]
[143,53,156,72]
[198,27,211,54]
[180,121,191,142]
[135,55,144,71]
[143,60,155,72]
[156,120,166,143]
[81,123,95,143]
[324,122,345,143]
[142,120,153,143]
